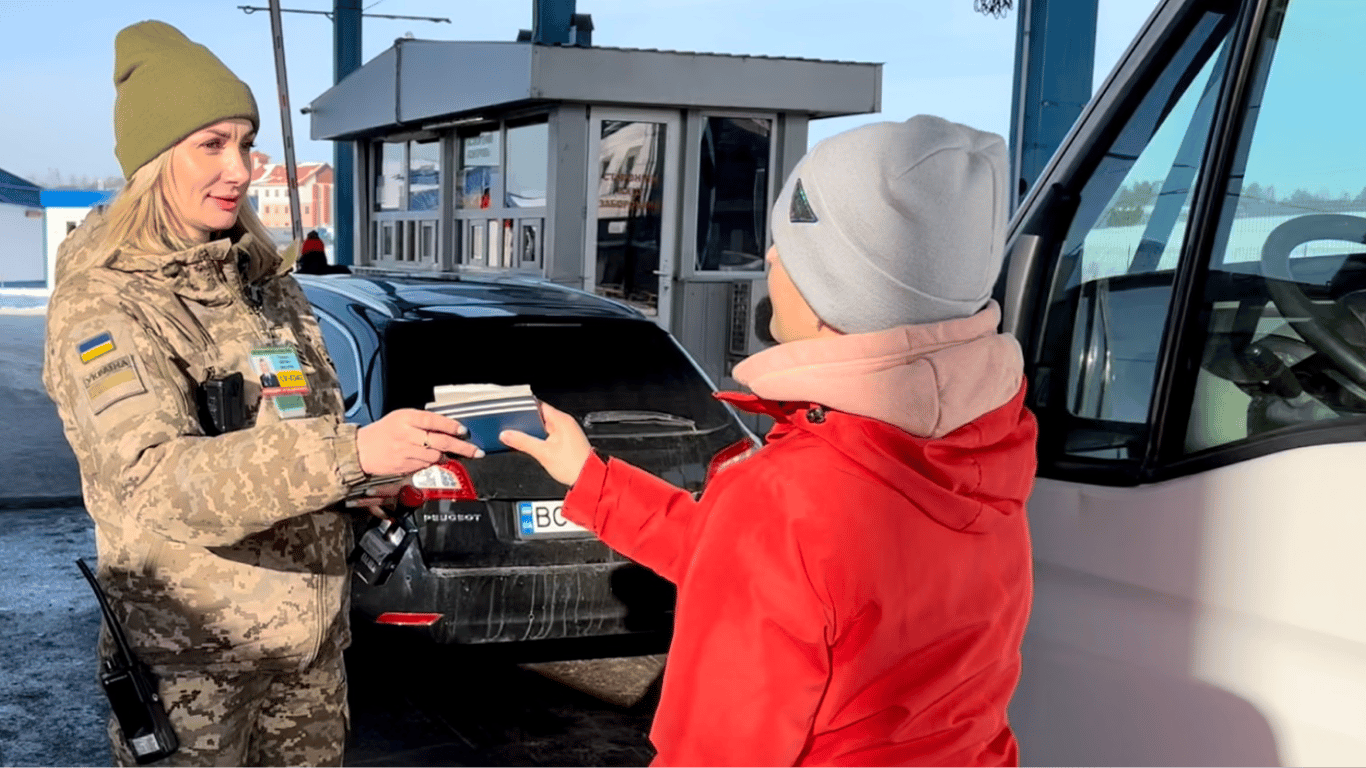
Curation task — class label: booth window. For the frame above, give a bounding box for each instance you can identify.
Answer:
[506,122,548,209]
[695,116,771,273]
[453,117,548,268]
[458,129,500,210]
[370,137,441,265]
[374,140,404,211]
[408,139,440,212]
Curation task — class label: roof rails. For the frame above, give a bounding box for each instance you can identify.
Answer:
[348,264,546,282]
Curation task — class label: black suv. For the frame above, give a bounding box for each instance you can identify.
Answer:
[299,271,757,647]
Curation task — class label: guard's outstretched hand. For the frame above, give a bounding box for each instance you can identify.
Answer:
[357,408,481,477]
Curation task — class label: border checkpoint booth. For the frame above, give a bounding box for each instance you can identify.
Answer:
[306,38,881,412]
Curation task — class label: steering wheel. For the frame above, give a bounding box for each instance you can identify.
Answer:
[1260,214,1366,390]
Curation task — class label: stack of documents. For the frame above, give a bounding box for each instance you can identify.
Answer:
[426,383,548,453]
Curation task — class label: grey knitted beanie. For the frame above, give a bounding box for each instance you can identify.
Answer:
[769,115,1008,333]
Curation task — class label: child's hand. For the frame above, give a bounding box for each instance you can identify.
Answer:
[500,402,592,487]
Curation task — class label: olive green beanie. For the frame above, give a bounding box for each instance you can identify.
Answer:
[113,20,259,179]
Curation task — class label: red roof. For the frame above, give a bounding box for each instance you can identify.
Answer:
[256,162,332,186]
[249,152,272,182]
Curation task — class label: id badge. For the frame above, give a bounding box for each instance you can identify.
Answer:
[249,344,310,419]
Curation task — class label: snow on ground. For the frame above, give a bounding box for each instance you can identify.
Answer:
[0,287,48,315]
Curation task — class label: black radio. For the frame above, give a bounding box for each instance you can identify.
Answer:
[350,511,418,587]
[76,559,179,765]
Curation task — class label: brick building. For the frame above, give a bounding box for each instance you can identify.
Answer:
[248,152,334,231]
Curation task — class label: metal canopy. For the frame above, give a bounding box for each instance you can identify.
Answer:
[308,40,882,140]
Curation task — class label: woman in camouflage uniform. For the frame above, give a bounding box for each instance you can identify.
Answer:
[42,20,480,766]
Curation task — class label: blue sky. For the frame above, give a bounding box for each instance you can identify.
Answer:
[0,0,1159,182]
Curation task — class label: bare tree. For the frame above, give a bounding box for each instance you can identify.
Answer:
[974,0,1013,18]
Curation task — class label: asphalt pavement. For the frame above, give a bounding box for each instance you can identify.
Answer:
[0,312,83,507]
[0,505,107,767]
[0,309,111,765]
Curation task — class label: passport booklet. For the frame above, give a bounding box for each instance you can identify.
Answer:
[425,383,548,453]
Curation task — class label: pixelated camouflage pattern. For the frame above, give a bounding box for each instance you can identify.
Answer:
[43,209,368,673]
[106,642,347,766]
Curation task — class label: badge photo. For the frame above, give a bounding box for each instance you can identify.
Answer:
[249,344,310,419]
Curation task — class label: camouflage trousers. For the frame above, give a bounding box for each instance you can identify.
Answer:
[107,642,347,767]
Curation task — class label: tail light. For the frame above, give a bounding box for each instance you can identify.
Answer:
[398,458,479,506]
[705,438,760,485]
[375,612,442,626]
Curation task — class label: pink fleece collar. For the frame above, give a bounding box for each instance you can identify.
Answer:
[731,301,1024,438]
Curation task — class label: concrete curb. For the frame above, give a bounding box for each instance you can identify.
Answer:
[0,495,84,510]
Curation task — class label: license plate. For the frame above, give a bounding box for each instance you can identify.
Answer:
[516,500,590,538]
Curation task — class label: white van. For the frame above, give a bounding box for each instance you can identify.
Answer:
[1001,0,1366,764]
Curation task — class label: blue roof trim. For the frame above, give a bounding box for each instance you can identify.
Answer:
[40,189,117,208]
[0,168,41,208]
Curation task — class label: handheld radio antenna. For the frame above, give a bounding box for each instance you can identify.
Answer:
[76,559,139,668]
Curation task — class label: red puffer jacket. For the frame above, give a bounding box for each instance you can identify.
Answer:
[565,377,1037,766]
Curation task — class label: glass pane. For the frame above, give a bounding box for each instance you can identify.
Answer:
[1031,16,1232,463]
[1185,0,1366,454]
[488,220,501,267]
[468,220,486,264]
[696,117,770,272]
[421,222,436,260]
[594,120,666,317]
[501,219,515,267]
[408,139,440,212]
[506,122,548,208]
[459,130,500,210]
[518,218,542,265]
[375,141,403,211]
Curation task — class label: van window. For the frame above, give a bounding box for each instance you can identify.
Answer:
[1183,0,1366,454]
[1029,15,1232,466]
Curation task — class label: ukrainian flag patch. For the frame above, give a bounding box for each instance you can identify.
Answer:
[77,332,116,364]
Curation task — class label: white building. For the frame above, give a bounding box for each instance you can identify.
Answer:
[40,190,117,289]
[0,169,44,285]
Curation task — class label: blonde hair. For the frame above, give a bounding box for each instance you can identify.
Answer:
[97,145,275,259]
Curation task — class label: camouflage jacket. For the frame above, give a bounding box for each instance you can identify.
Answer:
[43,210,367,672]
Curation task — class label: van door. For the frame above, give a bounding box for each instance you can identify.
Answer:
[1006,0,1366,764]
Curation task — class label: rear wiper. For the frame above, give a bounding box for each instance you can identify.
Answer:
[582,410,697,430]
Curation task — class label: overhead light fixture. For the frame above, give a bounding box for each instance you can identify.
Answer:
[422,116,488,131]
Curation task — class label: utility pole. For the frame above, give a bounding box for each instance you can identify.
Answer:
[334,0,362,265]
[267,0,304,244]
[241,3,448,264]
[1008,0,1097,209]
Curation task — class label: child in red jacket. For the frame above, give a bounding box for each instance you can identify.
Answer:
[502,115,1037,767]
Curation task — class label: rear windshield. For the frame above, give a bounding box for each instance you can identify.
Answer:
[381,316,733,431]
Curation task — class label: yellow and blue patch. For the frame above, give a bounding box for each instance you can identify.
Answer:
[77,332,116,364]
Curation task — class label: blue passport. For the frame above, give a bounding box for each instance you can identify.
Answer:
[426,384,548,454]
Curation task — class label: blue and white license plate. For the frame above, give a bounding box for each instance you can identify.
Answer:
[517,500,590,539]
